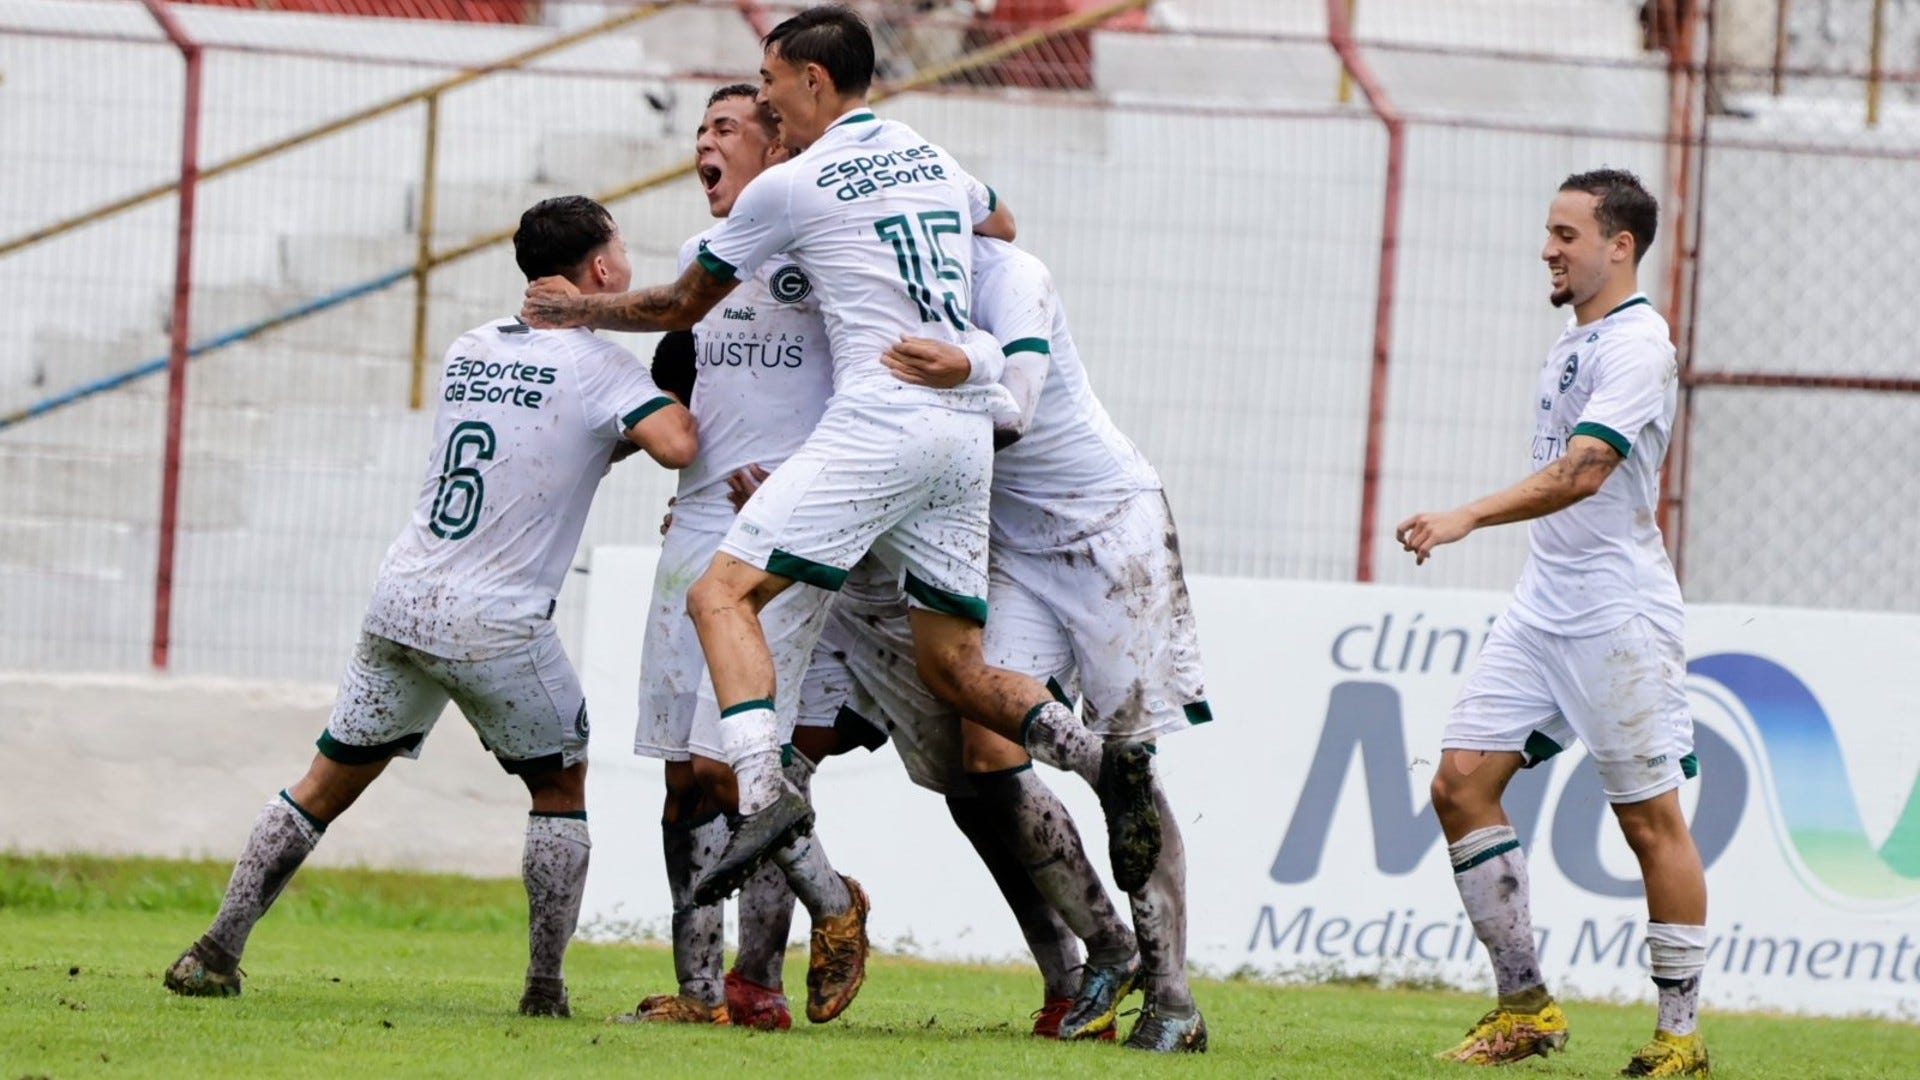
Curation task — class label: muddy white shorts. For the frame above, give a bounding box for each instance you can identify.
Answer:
[794,556,969,795]
[323,627,587,774]
[633,520,722,762]
[718,399,993,625]
[1443,610,1694,803]
[984,491,1211,742]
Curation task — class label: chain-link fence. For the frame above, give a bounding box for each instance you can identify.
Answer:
[2,0,1915,681]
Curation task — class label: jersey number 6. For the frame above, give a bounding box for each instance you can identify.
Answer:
[874,211,970,331]
[429,420,497,541]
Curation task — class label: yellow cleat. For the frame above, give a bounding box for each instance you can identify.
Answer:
[1623,1030,1710,1076]
[609,993,729,1025]
[1437,1000,1571,1065]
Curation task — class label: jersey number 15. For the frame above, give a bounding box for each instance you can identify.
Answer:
[875,211,970,331]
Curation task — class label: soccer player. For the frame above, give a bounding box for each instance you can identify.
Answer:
[1395,169,1708,1077]
[162,196,697,1018]
[625,83,854,1030]
[521,4,1160,936]
[879,235,1211,1052]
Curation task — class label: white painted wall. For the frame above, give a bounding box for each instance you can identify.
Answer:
[1,0,1914,682]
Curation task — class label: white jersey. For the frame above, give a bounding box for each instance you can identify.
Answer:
[1510,294,1684,638]
[971,238,1161,551]
[696,107,1003,413]
[365,318,672,660]
[671,227,834,533]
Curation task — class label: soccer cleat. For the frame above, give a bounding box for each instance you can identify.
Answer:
[1033,996,1115,1041]
[163,942,242,998]
[518,975,571,1018]
[1096,742,1161,894]
[1623,1030,1710,1076]
[611,993,728,1025]
[690,791,814,908]
[725,970,792,1032]
[804,875,870,1023]
[1123,996,1209,1053]
[1057,955,1141,1040]
[1436,1000,1571,1065]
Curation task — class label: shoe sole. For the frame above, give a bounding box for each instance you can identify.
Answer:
[1444,1030,1570,1065]
[1058,966,1142,1040]
[1105,746,1161,894]
[690,806,814,907]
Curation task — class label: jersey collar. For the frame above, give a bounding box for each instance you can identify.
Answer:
[1605,294,1651,318]
[827,107,877,131]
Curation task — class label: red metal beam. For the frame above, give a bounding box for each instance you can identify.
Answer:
[1686,372,1920,393]
[140,0,204,671]
[1327,0,1406,583]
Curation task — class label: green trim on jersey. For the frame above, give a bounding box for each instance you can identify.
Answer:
[695,246,738,283]
[986,186,999,212]
[621,396,673,430]
[1606,295,1651,318]
[830,110,878,129]
[720,698,775,719]
[766,549,850,592]
[1002,337,1050,356]
[1681,752,1700,780]
[903,570,989,626]
[1572,421,1632,458]
[1184,701,1214,726]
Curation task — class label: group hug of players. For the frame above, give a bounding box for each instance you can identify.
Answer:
[160,6,1713,1075]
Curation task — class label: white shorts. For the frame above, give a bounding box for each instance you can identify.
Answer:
[637,519,837,761]
[1444,611,1694,803]
[984,491,1211,742]
[795,556,969,795]
[324,628,587,774]
[718,400,992,625]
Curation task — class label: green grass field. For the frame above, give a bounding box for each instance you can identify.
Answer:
[2,855,1915,1079]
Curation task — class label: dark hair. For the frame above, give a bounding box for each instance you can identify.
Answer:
[513,195,616,281]
[706,81,778,138]
[763,5,874,96]
[1559,168,1658,265]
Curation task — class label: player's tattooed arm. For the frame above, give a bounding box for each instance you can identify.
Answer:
[1395,435,1622,564]
[522,263,738,333]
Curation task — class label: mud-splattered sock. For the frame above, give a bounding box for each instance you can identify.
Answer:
[973,764,1135,969]
[717,700,784,815]
[1018,702,1103,787]
[1448,824,1545,1004]
[946,788,1084,1000]
[732,753,810,991]
[200,792,324,969]
[523,812,591,983]
[1131,778,1196,1016]
[1647,922,1707,1036]
[664,813,727,1007]
[768,750,850,919]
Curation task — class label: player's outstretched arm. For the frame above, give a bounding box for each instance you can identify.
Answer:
[624,401,698,469]
[523,262,738,333]
[1395,435,1622,564]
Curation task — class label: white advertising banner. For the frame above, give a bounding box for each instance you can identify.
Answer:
[578,546,1920,1019]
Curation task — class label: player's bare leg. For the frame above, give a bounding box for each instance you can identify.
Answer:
[1430,749,1569,1064]
[957,721,1137,1040]
[622,761,729,1024]
[1614,791,1710,1076]
[517,760,591,1018]
[165,753,387,998]
[910,609,1161,893]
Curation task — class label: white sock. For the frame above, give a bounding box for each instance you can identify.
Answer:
[1647,921,1707,1036]
[523,813,591,982]
[717,700,783,815]
[1448,824,1545,1002]
[1019,701,1102,786]
[768,749,850,918]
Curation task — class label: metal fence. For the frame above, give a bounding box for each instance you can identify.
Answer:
[1,0,1915,681]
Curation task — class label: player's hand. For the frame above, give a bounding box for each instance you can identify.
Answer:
[659,495,676,537]
[522,275,585,328]
[1395,509,1476,565]
[881,336,971,389]
[727,464,770,512]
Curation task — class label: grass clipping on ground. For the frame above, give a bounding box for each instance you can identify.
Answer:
[2,854,1916,1078]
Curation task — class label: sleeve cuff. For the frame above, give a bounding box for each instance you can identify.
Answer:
[621,396,673,430]
[960,330,1006,386]
[695,246,737,284]
[1571,421,1631,458]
